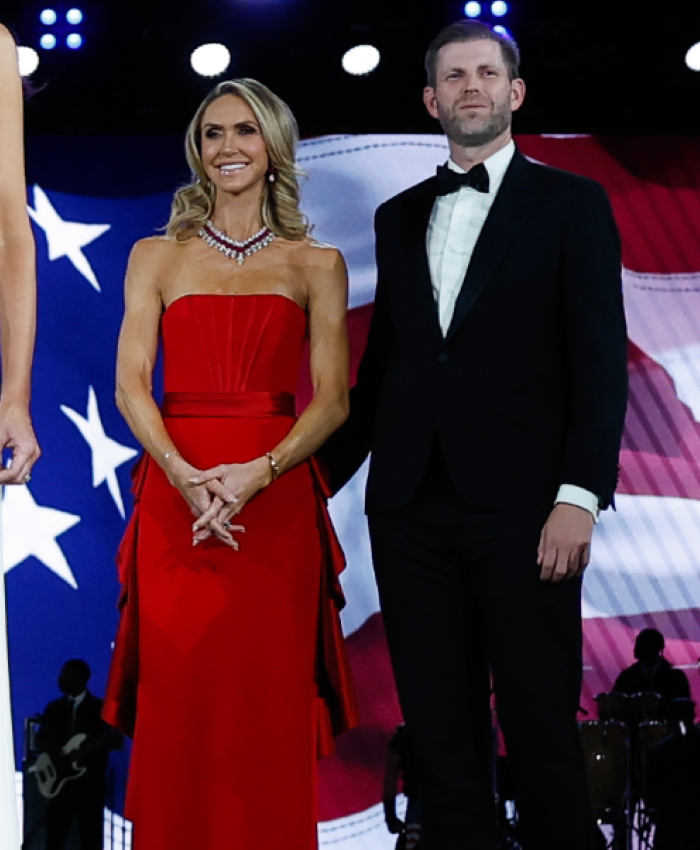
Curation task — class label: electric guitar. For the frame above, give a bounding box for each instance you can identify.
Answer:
[34,729,114,799]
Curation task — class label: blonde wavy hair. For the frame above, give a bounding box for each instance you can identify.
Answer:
[166,78,309,241]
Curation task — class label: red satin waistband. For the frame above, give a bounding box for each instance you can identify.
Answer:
[161,391,296,418]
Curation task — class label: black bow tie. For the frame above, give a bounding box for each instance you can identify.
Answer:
[436,162,490,195]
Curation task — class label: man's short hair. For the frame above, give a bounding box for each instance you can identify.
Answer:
[425,20,521,87]
[634,628,665,660]
[62,659,91,685]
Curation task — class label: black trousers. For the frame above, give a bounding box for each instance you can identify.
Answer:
[45,778,104,850]
[368,451,591,850]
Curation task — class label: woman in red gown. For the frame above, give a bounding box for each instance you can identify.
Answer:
[103,78,357,850]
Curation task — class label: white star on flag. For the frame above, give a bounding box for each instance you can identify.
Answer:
[2,485,80,588]
[27,185,110,291]
[61,387,138,518]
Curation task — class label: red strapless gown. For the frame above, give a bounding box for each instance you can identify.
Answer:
[103,293,357,850]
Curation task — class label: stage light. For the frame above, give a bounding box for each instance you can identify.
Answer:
[191,43,231,77]
[686,42,700,71]
[39,9,57,25]
[464,2,481,17]
[17,46,40,77]
[66,8,84,25]
[342,45,380,76]
[40,33,57,50]
[493,25,512,38]
[66,33,83,49]
[491,1,508,16]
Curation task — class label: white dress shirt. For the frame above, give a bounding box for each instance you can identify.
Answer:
[428,141,515,335]
[68,689,86,732]
[426,140,599,520]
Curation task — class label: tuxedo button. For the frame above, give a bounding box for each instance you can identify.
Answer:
[437,353,449,363]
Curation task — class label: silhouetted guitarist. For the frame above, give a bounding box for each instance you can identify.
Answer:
[36,660,121,850]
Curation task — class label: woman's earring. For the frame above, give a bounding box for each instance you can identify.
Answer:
[268,171,276,183]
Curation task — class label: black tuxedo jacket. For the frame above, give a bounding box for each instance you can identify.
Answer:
[323,148,628,514]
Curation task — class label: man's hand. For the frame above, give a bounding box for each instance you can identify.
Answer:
[537,503,595,583]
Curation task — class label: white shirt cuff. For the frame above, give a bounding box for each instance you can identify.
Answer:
[555,484,600,522]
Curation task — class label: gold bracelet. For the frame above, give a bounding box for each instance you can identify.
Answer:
[265,452,281,480]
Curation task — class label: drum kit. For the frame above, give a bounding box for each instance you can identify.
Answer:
[581,690,668,849]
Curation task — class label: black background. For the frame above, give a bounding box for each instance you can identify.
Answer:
[3,0,700,135]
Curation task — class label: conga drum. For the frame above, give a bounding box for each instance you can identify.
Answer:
[580,721,628,821]
[636,720,668,803]
[629,692,661,725]
[594,691,629,723]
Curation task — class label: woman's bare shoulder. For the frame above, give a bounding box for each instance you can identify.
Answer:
[0,24,18,68]
[0,24,14,46]
[285,236,344,271]
[129,235,192,266]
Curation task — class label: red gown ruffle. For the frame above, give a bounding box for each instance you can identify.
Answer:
[103,450,358,756]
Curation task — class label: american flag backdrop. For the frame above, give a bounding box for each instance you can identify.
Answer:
[6,133,700,848]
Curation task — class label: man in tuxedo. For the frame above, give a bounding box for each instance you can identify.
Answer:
[36,660,121,850]
[321,19,628,850]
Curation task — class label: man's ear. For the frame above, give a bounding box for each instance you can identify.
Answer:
[423,86,439,120]
[510,78,526,113]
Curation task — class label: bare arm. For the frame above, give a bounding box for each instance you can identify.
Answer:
[316,202,395,494]
[269,249,350,471]
[116,240,235,539]
[115,241,170,462]
[0,26,40,483]
[193,248,349,534]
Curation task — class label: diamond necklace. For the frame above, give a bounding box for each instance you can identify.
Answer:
[198,220,276,265]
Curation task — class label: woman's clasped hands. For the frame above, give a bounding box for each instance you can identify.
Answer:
[185,456,273,549]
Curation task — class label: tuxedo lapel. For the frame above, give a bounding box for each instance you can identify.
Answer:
[446,150,545,341]
[400,180,443,339]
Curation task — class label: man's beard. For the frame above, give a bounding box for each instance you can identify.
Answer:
[438,98,511,148]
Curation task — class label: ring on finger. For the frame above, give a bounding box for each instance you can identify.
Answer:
[24,473,31,483]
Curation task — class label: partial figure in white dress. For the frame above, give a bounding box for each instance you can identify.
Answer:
[0,23,42,850]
